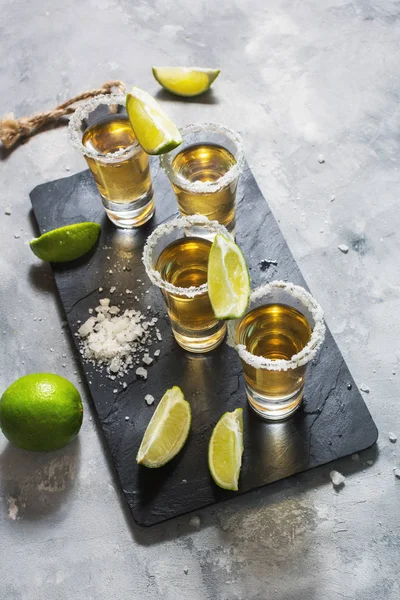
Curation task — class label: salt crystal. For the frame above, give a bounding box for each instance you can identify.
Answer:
[142,355,153,365]
[14,234,20,239]
[99,298,110,307]
[318,154,325,163]
[122,382,127,389]
[110,286,116,294]
[338,244,349,254]
[126,289,133,294]
[5,208,11,215]
[156,332,162,341]
[330,470,345,487]
[189,515,201,528]
[360,384,370,393]
[182,479,187,484]
[125,416,129,421]
[154,349,161,357]
[113,388,118,393]
[145,394,154,405]
[389,432,397,443]
[394,468,400,479]
[330,195,335,202]
[136,367,147,379]
[88,308,93,314]
[183,567,189,575]
[147,306,151,310]
[99,287,103,292]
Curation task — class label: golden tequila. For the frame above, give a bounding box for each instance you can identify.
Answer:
[171,143,237,230]
[236,304,312,419]
[156,237,226,352]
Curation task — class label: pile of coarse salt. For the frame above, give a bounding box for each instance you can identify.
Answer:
[77,298,160,379]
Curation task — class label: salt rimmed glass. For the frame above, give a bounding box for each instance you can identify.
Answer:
[143,214,233,353]
[68,94,154,229]
[229,281,325,421]
[159,123,245,238]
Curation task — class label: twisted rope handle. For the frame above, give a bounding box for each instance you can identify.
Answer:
[0,80,126,149]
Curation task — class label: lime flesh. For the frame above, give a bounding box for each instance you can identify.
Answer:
[137,386,191,468]
[30,222,100,262]
[0,373,83,452]
[126,87,182,155]
[208,408,244,491]
[208,234,250,319]
[152,67,220,97]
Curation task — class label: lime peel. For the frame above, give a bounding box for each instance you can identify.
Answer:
[152,66,220,97]
[126,86,182,155]
[208,408,244,491]
[137,386,191,468]
[208,234,250,320]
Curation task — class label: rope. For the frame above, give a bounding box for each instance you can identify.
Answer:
[0,80,126,149]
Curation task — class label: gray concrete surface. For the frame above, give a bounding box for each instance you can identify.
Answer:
[1,0,399,598]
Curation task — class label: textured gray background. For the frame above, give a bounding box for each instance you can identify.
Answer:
[0,0,399,598]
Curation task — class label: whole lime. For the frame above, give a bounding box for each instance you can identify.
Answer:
[0,373,83,451]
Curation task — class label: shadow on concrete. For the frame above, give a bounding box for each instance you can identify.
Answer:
[154,88,220,105]
[0,437,81,520]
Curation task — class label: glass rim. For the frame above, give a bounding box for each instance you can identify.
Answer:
[142,214,234,298]
[228,280,326,371]
[68,94,139,162]
[159,122,245,193]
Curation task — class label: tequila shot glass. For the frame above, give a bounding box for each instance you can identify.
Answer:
[143,214,233,353]
[159,123,244,237]
[69,94,154,229]
[229,281,325,421]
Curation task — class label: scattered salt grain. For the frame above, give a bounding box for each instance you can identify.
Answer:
[5,208,11,215]
[110,286,116,294]
[183,567,189,575]
[113,388,118,393]
[389,432,397,443]
[394,468,400,479]
[122,382,127,389]
[360,384,370,393]
[145,394,154,405]
[189,515,201,528]
[330,470,345,487]
[88,308,93,314]
[330,195,335,202]
[99,287,103,292]
[338,244,349,254]
[318,154,325,163]
[125,416,129,421]
[14,234,20,239]
[156,332,162,341]
[154,349,161,357]
[142,355,153,365]
[147,306,151,310]
[136,367,147,379]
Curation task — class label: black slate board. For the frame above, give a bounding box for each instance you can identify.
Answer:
[30,161,378,526]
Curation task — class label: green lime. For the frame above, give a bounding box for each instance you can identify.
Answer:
[208,408,244,491]
[126,86,182,155]
[137,386,191,468]
[152,66,220,97]
[0,373,83,451]
[207,234,250,319]
[30,222,101,262]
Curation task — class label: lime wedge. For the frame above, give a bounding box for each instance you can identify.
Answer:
[126,86,182,155]
[137,386,191,468]
[207,234,250,319]
[30,222,101,263]
[208,408,244,491]
[152,67,220,97]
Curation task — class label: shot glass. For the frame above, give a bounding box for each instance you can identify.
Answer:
[143,214,233,353]
[229,281,325,421]
[159,123,245,237]
[69,94,154,229]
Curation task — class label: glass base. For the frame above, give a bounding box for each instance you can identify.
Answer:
[102,187,155,229]
[245,383,304,421]
[172,322,226,353]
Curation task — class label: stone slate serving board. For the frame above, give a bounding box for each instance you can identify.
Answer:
[30,160,378,526]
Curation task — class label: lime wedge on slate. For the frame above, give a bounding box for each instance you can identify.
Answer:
[152,66,220,97]
[30,222,100,262]
[208,408,244,491]
[126,86,182,155]
[207,234,250,319]
[137,386,191,468]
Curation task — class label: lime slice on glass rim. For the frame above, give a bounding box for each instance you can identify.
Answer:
[30,222,101,263]
[136,386,191,468]
[152,66,220,97]
[208,408,244,491]
[126,86,182,155]
[207,234,250,319]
